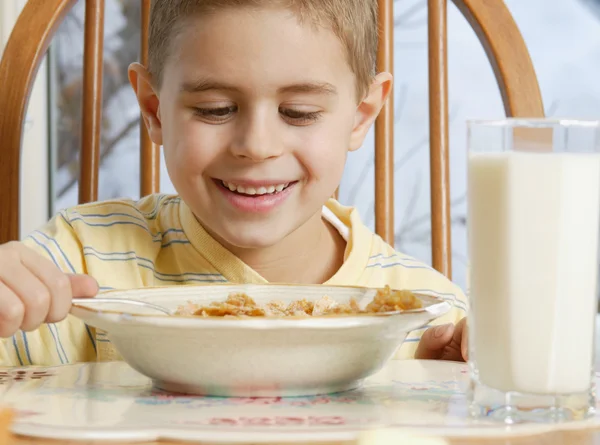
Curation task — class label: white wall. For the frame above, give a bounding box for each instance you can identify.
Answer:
[0,0,50,239]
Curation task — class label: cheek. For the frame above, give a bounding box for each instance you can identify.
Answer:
[293,125,350,184]
[297,115,353,176]
[162,112,224,173]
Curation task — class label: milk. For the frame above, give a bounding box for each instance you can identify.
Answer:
[468,151,600,394]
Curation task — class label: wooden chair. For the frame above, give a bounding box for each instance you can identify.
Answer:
[0,0,544,280]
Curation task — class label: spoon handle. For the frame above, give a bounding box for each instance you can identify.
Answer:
[72,297,172,315]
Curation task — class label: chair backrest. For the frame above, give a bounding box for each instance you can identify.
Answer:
[0,0,544,279]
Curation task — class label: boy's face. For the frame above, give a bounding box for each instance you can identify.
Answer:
[131,7,391,250]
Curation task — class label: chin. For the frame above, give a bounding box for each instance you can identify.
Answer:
[218,231,286,250]
[209,221,291,250]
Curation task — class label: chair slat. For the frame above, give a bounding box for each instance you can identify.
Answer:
[79,0,105,204]
[375,0,395,247]
[140,0,160,197]
[453,0,545,117]
[428,0,452,278]
[0,0,77,243]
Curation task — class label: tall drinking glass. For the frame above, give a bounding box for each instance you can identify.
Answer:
[467,119,600,423]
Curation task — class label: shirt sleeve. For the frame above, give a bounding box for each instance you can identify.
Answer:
[0,211,97,366]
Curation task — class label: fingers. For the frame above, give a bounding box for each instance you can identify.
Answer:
[439,317,467,362]
[458,317,469,360]
[20,247,73,324]
[68,274,99,299]
[1,249,52,331]
[0,242,99,338]
[414,318,469,362]
[0,281,25,337]
[414,323,455,360]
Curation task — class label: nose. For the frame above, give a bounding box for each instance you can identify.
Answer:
[229,110,283,161]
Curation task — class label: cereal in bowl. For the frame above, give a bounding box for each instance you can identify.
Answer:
[175,286,422,318]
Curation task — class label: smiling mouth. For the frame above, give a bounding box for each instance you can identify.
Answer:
[216,180,296,196]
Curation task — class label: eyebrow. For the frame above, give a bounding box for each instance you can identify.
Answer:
[180,79,338,96]
[278,82,338,96]
[180,79,238,94]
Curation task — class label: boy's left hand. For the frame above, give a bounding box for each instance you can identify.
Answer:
[414,317,468,362]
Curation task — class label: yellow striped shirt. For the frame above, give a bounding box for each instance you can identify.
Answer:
[2,194,467,366]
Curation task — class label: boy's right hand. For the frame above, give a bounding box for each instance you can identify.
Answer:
[0,242,98,338]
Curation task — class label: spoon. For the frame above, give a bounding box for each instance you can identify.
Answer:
[71,297,173,315]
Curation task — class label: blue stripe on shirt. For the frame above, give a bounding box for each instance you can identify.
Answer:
[83,248,223,278]
[162,228,185,236]
[368,253,420,262]
[11,336,24,366]
[69,214,184,240]
[132,196,181,220]
[161,239,191,247]
[72,212,149,226]
[83,252,225,283]
[85,325,97,353]
[83,247,155,267]
[24,236,74,363]
[366,262,434,271]
[21,332,32,364]
[47,324,67,364]
[32,231,76,273]
[68,218,165,239]
[77,213,183,237]
[138,263,227,283]
[140,197,165,219]
[26,236,62,269]
[58,212,74,228]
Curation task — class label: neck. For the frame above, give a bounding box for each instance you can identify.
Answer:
[226,211,346,284]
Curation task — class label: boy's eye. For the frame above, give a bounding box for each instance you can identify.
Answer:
[279,108,323,126]
[192,105,322,125]
[193,106,238,122]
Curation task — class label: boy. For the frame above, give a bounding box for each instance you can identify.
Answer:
[0,0,467,366]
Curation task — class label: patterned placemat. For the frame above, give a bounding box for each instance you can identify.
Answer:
[1,360,599,442]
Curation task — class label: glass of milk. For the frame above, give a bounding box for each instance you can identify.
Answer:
[467,119,600,424]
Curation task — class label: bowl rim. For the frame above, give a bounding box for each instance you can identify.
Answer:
[71,283,453,329]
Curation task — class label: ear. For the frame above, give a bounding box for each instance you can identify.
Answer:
[128,62,163,146]
[349,72,393,151]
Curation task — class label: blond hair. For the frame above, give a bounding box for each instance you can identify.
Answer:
[148,0,378,99]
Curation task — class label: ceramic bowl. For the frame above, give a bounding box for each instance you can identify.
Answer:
[71,284,450,397]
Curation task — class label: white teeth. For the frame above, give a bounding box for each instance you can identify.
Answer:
[221,180,289,195]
